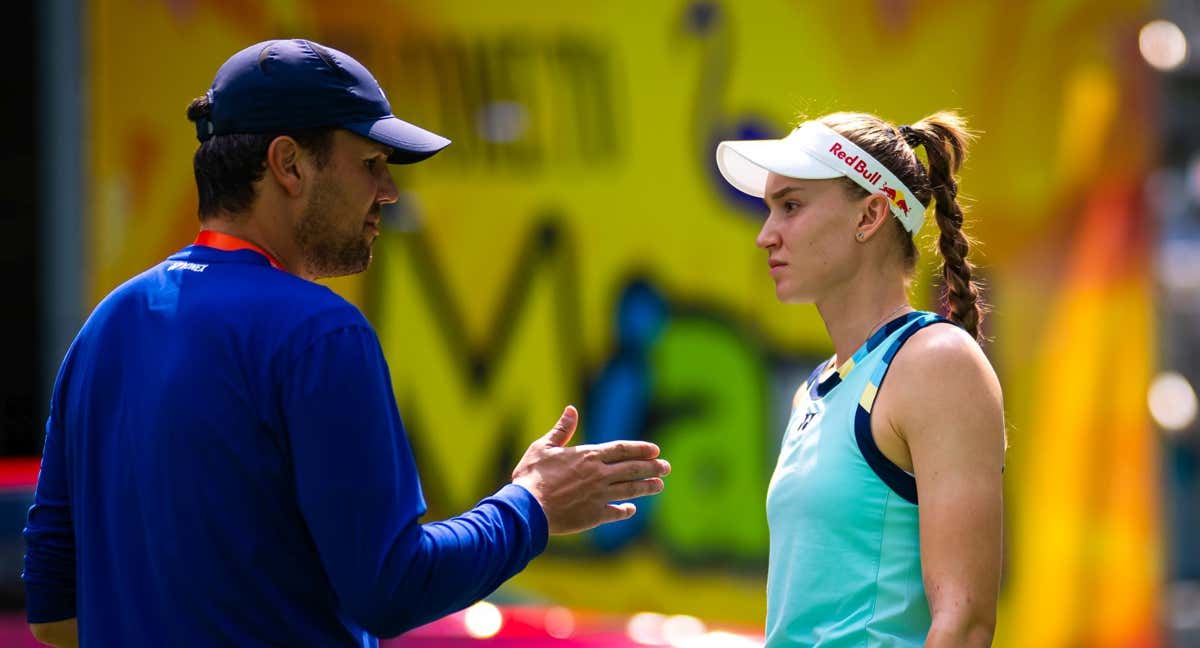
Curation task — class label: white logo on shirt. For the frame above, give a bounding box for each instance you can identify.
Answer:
[167,261,208,273]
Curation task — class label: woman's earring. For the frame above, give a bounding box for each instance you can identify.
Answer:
[856,232,865,241]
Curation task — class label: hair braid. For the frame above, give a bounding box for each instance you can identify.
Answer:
[905,113,984,340]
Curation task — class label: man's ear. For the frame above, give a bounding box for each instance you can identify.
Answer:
[854,193,892,242]
[265,136,305,198]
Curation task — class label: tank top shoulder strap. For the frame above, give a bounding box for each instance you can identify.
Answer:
[810,310,929,401]
[853,311,954,505]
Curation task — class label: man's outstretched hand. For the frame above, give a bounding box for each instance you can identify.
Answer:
[512,406,670,535]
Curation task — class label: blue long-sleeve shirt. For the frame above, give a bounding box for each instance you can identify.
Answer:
[22,242,548,646]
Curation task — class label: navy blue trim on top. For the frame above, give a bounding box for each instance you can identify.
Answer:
[800,361,828,398]
[854,406,919,504]
[811,310,926,400]
[853,312,955,505]
[810,367,839,400]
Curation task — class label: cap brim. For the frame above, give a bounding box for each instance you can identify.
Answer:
[344,116,452,164]
[716,139,843,197]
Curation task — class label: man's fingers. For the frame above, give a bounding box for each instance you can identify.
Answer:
[607,477,664,501]
[602,502,637,524]
[543,405,578,447]
[594,439,660,463]
[606,459,671,484]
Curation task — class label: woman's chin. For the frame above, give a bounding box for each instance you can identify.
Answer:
[775,287,803,304]
[773,282,813,304]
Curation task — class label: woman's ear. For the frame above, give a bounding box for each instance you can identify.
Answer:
[854,193,892,242]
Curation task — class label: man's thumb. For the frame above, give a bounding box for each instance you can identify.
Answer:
[544,405,578,447]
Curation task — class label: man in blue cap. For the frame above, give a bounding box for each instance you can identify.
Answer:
[22,39,670,647]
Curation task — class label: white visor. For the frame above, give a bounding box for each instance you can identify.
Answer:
[716,122,927,233]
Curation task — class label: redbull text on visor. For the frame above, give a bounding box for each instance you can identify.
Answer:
[828,140,913,216]
[808,124,925,231]
[829,141,883,186]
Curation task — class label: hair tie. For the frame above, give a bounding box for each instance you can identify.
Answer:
[898,125,917,141]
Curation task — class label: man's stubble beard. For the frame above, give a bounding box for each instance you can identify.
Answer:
[293,176,374,279]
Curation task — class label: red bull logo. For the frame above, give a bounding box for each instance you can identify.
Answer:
[881,185,911,215]
[828,142,882,186]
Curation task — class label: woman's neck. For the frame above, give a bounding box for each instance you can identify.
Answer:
[815,279,912,366]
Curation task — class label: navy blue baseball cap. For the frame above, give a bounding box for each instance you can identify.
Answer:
[195,39,450,164]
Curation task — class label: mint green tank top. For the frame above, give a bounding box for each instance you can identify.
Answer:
[765,311,948,647]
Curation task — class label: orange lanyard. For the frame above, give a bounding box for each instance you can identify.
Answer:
[192,230,285,271]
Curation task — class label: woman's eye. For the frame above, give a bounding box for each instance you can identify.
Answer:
[784,201,800,212]
[365,159,378,170]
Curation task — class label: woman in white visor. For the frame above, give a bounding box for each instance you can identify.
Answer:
[716,112,1004,647]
